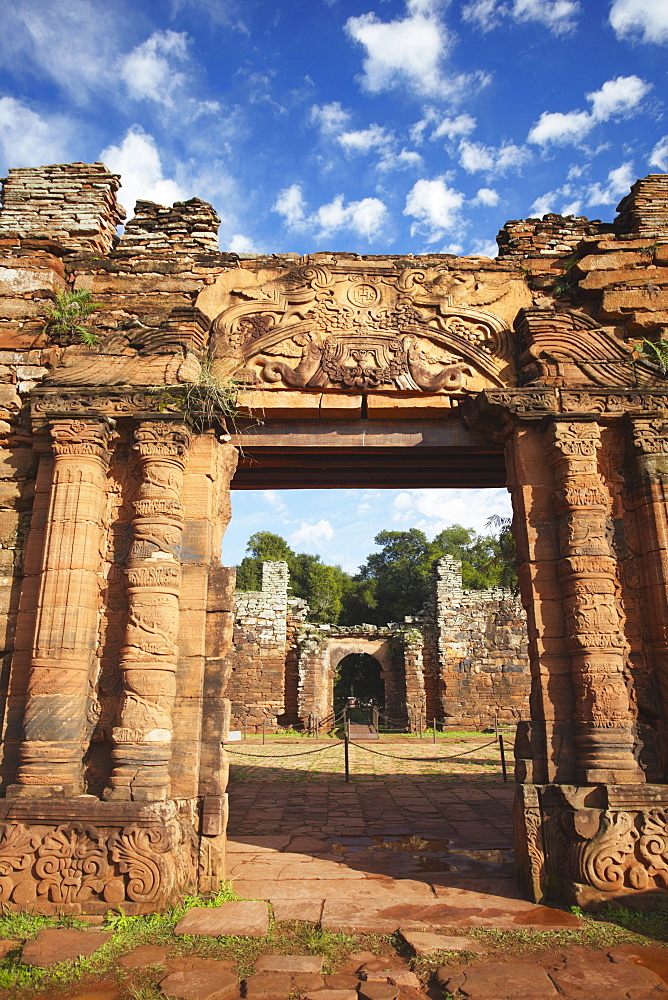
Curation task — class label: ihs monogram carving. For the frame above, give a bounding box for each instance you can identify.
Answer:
[212,265,515,393]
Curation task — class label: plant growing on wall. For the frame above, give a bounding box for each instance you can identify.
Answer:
[157,359,240,432]
[44,289,100,346]
[633,337,668,376]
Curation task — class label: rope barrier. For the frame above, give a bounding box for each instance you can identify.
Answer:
[224,741,344,758]
[346,738,499,763]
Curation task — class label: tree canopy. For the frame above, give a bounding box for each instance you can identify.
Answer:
[234,522,517,626]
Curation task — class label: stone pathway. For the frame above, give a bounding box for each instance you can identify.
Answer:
[227,742,572,929]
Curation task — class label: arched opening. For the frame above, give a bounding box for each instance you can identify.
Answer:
[333,653,385,719]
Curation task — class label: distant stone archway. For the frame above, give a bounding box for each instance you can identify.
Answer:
[333,652,385,716]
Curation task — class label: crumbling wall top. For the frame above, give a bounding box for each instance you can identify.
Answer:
[120,198,221,256]
[614,173,668,237]
[0,162,124,253]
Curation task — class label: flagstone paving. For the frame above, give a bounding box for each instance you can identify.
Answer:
[227,740,557,927]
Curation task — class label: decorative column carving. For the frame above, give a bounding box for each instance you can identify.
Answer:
[626,416,668,774]
[106,418,190,801]
[12,417,116,797]
[548,417,642,784]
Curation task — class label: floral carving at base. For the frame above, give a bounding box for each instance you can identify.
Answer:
[515,783,668,907]
[0,804,199,914]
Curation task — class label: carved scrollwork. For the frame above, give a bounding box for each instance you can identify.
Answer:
[212,265,515,393]
[50,417,116,462]
[110,825,172,903]
[582,810,639,892]
[35,823,108,904]
[0,824,39,903]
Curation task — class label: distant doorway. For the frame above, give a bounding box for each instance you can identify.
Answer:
[333,653,385,718]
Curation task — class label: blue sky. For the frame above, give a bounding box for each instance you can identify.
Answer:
[0,0,666,572]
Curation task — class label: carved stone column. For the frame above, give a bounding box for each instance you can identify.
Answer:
[626,416,668,774]
[106,418,190,801]
[12,416,116,797]
[548,417,643,784]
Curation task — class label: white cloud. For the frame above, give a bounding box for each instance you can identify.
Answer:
[463,0,580,34]
[459,139,530,173]
[560,200,582,216]
[378,148,423,171]
[586,162,635,206]
[391,487,512,536]
[227,234,260,253]
[338,124,392,154]
[263,490,288,515]
[609,0,668,44]
[119,30,190,107]
[528,74,651,146]
[310,102,351,134]
[289,519,334,551]
[345,0,487,99]
[274,185,387,240]
[469,239,499,257]
[315,195,388,239]
[530,191,557,216]
[0,97,70,168]
[0,0,125,102]
[527,109,594,146]
[432,113,477,142]
[474,187,500,206]
[650,136,668,171]
[100,127,187,218]
[404,177,465,242]
[587,74,651,120]
[273,184,307,228]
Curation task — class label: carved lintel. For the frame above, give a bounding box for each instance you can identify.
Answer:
[461,388,559,442]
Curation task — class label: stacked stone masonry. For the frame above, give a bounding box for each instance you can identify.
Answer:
[0,162,666,910]
[226,559,529,732]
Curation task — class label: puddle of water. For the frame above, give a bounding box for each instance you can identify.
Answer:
[329,834,513,876]
[613,945,668,984]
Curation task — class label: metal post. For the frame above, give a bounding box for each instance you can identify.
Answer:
[433,718,437,744]
[499,733,507,783]
[262,717,266,745]
[344,724,350,782]
[315,716,319,739]
[243,716,247,741]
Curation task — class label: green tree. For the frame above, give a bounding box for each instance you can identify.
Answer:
[235,531,294,591]
[234,531,351,624]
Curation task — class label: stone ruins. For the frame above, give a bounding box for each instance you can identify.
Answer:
[0,161,666,911]
[225,558,529,733]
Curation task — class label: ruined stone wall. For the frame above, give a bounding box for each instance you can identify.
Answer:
[226,560,529,729]
[421,557,530,728]
[224,563,308,732]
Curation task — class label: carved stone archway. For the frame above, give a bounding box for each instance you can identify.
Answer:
[0,162,667,912]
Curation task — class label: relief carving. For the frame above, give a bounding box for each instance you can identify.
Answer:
[210,264,516,393]
[107,418,190,801]
[0,824,40,903]
[35,824,108,904]
[110,825,173,903]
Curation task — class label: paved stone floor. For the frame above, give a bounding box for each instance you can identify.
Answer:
[226,739,578,930]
